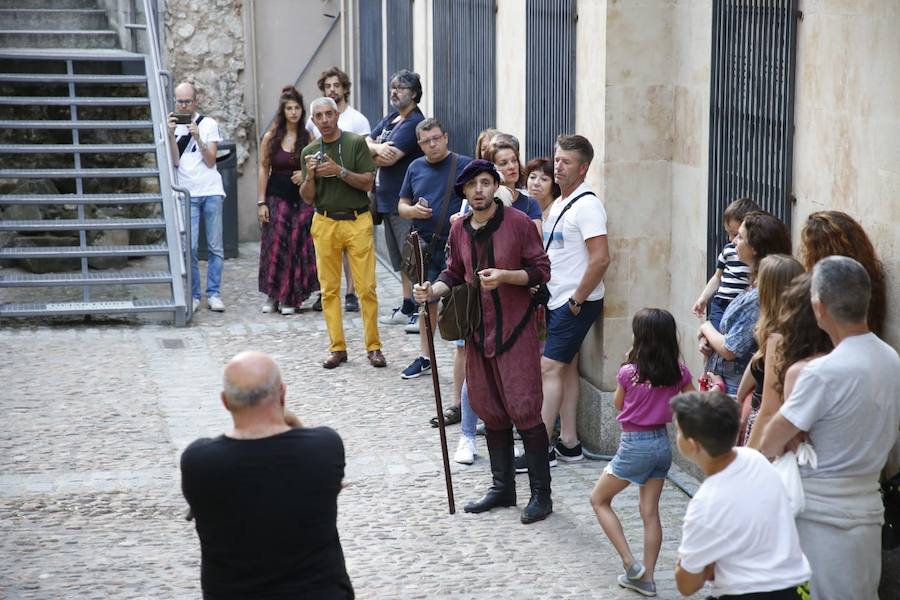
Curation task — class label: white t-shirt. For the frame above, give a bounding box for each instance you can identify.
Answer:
[678,447,811,596]
[542,181,607,310]
[306,104,371,139]
[781,332,900,479]
[175,114,225,197]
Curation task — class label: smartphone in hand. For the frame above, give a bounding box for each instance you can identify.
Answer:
[174,114,192,125]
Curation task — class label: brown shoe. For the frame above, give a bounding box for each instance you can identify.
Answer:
[367,349,386,368]
[322,351,348,369]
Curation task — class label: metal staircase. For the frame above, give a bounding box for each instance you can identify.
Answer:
[0,0,191,325]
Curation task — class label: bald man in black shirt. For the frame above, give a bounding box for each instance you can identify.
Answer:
[181,351,354,599]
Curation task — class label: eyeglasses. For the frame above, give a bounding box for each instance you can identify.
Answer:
[417,134,445,146]
[175,99,194,105]
[390,85,412,92]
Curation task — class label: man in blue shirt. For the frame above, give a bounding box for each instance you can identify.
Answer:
[396,118,471,379]
[367,70,425,330]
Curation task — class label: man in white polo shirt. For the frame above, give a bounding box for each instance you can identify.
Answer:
[167,81,226,312]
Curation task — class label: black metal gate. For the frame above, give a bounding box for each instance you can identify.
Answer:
[386,0,414,78]
[358,0,383,129]
[432,0,496,157]
[525,0,576,161]
[707,0,799,275]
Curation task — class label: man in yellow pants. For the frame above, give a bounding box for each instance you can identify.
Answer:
[300,97,386,369]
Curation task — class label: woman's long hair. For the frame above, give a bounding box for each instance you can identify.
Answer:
[750,254,804,372]
[625,308,682,387]
[800,210,886,336]
[772,273,833,395]
[266,86,309,166]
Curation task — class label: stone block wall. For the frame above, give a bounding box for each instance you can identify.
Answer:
[164,0,254,173]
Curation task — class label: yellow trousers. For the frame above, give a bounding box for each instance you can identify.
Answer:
[311,211,381,352]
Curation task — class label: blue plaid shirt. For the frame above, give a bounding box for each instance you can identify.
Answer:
[708,287,759,393]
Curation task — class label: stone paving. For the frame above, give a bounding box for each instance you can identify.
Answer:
[0,242,704,599]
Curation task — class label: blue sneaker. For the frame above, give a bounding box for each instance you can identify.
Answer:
[401,356,431,379]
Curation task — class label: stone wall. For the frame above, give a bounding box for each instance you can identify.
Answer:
[164,0,254,172]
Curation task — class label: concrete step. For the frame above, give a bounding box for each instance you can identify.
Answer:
[0,143,156,153]
[0,167,159,178]
[0,72,145,83]
[0,244,169,259]
[0,96,149,106]
[0,119,152,129]
[0,29,118,49]
[0,0,97,8]
[0,193,163,205]
[0,218,166,231]
[0,299,177,317]
[0,270,172,287]
[0,9,109,30]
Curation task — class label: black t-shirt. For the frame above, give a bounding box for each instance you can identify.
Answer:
[181,427,354,600]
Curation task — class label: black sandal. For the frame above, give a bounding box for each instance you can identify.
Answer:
[430,405,461,428]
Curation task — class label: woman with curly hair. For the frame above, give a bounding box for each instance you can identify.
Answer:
[800,210,886,336]
[746,272,833,449]
[256,86,318,315]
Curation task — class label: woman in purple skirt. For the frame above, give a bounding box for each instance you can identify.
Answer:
[256,86,319,314]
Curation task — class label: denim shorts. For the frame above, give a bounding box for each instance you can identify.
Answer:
[605,428,672,485]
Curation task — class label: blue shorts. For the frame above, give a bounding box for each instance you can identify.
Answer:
[543,298,604,364]
[605,428,672,485]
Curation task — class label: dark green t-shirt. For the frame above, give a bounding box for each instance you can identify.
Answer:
[300,131,375,212]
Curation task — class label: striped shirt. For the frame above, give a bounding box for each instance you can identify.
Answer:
[714,242,750,301]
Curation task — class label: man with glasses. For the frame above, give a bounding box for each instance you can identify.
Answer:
[367,70,425,333]
[167,82,226,312]
[396,118,471,380]
[300,97,385,370]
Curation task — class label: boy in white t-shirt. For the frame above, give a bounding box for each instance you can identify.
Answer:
[670,391,810,600]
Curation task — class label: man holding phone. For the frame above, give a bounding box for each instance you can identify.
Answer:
[167,82,226,312]
[397,118,471,379]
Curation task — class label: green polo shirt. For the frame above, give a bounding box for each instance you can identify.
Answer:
[300,132,376,212]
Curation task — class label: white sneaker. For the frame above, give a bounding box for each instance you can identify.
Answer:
[207,295,225,312]
[192,298,200,312]
[454,436,477,465]
[379,307,411,325]
[261,298,277,313]
[280,306,295,316]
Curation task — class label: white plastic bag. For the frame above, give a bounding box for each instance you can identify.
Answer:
[772,442,817,516]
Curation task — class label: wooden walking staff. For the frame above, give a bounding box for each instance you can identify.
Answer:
[409,230,455,514]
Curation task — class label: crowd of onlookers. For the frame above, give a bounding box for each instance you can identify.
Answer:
[174,65,899,600]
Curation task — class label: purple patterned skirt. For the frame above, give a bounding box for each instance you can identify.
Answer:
[258,195,319,307]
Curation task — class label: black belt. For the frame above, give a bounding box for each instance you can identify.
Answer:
[316,206,369,221]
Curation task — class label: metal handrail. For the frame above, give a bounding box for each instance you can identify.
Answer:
[124,0,192,324]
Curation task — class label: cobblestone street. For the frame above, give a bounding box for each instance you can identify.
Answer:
[1,243,702,599]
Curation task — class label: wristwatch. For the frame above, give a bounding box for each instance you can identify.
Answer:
[338,167,348,180]
[568,297,582,309]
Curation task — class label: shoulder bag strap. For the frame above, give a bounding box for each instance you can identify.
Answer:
[177,115,206,157]
[425,152,458,255]
[543,191,596,252]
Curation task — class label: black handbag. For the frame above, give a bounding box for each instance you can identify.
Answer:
[882,471,900,550]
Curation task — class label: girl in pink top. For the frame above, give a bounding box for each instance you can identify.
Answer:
[589,308,694,596]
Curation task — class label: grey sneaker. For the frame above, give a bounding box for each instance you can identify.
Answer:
[617,574,656,597]
[625,561,646,580]
[207,295,225,312]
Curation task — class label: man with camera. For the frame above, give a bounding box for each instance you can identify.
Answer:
[167,82,226,312]
[180,351,354,599]
[300,97,385,370]
[413,160,553,525]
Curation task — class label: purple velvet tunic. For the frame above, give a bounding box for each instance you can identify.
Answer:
[436,202,550,430]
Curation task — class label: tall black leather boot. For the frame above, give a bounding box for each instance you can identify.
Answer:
[518,423,553,524]
[463,427,516,513]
